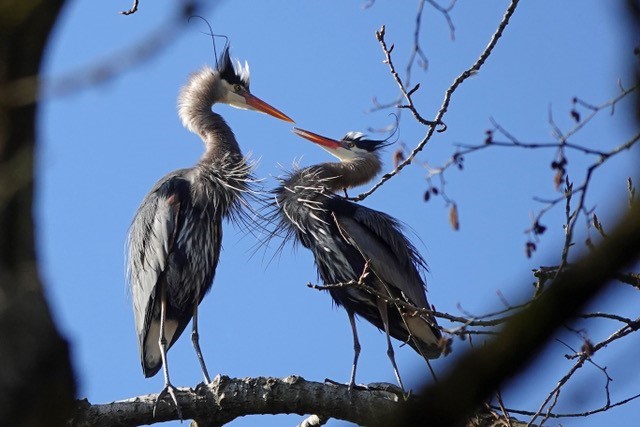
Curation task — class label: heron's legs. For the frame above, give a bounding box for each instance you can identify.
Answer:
[347,310,361,390]
[153,288,183,420]
[191,304,211,383]
[377,298,405,392]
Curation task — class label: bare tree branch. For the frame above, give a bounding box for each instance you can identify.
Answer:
[417,83,639,260]
[69,375,536,427]
[69,375,401,427]
[394,198,640,426]
[367,0,458,116]
[492,391,640,420]
[535,265,640,291]
[354,0,521,201]
[120,0,140,15]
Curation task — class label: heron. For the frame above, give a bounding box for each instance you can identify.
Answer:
[271,127,442,390]
[126,46,293,417]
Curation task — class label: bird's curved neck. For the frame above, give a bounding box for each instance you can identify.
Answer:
[307,156,382,192]
[178,67,242,163]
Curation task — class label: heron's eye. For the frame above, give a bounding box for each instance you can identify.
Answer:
[346,141,355,149]
[234,84,243,93]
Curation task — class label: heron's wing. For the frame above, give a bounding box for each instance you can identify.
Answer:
[334,203,442,357]
[333,205,430,309]
[126,175,187,341]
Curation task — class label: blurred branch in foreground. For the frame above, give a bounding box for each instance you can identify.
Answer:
[0,1,74,426]
[0,1,203,108]
[395,194,640,426]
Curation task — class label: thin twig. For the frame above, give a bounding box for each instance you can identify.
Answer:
[492,392,640,419]
[120,0,140,15]
[367,0,458,114]
[308,276,528,331]
[354,0,521,201]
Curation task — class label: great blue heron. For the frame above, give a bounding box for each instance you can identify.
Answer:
[126,46,293,417]
[271,127,441,390]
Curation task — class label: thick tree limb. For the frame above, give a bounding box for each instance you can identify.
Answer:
[69,375,401,427]
[69,375,532,427]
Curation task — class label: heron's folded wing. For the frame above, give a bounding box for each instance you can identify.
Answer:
[126,183,183,337]
[333,206,430,310]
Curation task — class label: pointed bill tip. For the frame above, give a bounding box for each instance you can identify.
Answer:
[292,128,341,149]
[245,94,294,123]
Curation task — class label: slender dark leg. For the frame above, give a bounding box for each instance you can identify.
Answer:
[191,304,211,383]
[347,311,361,389]
[426,359,439,383]
[401,312,439,383]
[153,288,183,420]
[377,299,405,392]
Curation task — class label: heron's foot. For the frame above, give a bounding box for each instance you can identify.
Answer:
[324,378,368,391]
[324,377,340,387]
[349,382,369,392]
[153,383,183,420]
[197,372,212,385]
[367,382,409,399]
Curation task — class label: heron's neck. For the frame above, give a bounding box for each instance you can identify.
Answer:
[310,156,382,192]
[178,66,242,163]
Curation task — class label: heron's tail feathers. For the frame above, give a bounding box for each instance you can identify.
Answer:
[403,313,442,360]
[140,318,180,378]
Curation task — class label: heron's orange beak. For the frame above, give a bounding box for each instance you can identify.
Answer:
[245,94,294,123]
[292,128,341,150]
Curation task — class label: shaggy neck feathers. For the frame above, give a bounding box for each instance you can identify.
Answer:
[308,155,382,192]
[177,66,242,164]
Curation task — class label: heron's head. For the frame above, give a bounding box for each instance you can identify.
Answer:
[292,128,391,162]
[216,46,293,122]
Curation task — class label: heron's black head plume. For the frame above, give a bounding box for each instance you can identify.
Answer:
[218,46,251,89]
[341,132,394,152]
[341,113,399,152]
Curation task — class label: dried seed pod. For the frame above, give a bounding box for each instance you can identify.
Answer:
[533,221,547,235]
[449,203,460,231]
[570,109,581,122]
[393,148,405,168]
[593,213,607,237]
[525,241,537,258]
[581,339,594,356]
[554,170,564,191]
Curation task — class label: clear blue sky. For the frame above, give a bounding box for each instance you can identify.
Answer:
[39,1,639,426]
